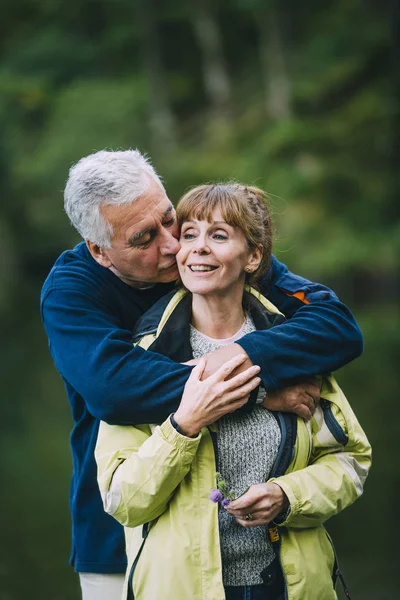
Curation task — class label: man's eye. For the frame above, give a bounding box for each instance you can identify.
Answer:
[163,218,175,227]
[136,239,151,249]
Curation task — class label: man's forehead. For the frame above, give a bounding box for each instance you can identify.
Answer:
[131,199,174,226]
[102,194,172,223]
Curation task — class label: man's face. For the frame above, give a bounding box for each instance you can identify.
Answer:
[88,177,180,287]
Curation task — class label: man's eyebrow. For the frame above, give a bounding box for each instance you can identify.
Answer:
[163,205,174,219]
[129,205,174,244]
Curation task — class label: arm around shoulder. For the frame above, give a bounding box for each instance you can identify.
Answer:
[238,256,363,390]
[41,284,192,424]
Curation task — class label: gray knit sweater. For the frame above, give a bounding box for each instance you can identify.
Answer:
[190,314,281,586]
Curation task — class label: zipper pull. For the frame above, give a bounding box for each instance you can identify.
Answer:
[268,525,280,543]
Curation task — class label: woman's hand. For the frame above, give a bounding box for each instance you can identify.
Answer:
[226,482,289,527]
[173,355,261,437]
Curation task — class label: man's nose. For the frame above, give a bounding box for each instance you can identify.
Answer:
[160,229,181,255]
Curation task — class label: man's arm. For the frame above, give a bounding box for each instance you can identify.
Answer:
[227,256,363,392]
[41,286,193,425]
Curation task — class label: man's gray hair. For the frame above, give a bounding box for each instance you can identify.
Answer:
[64,149,164,247]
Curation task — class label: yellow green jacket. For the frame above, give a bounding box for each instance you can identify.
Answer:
[95,288,371,600]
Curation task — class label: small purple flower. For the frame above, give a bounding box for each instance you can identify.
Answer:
[221,498,231,508]
[209,489,223,503]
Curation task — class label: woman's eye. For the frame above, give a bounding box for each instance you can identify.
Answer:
[213,233,228,241]
[182,232,195,240]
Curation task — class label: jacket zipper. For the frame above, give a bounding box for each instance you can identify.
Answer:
[126,522,150,600]
[132,327,157,344]
[211,415,292,598]
[320,399,348,445]
[268,412,296,600]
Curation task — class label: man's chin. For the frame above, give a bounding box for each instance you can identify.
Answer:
[159,265,179,283]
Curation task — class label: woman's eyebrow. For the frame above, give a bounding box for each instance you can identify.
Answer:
[181,220,228,225]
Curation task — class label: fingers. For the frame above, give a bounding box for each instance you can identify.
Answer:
[305,392,317,415]
[294,380,320,418]
[230,505,272,527]
[228,501,261,517]
[307,377,321,396]
[228,485,264,511]
[207,353,249,383]
[295,403,313,421]
[223,374,261,401]
[302,380,320,406]
[212,377,261,418]
[222,365,261,392]
[189,357,206,381]
[235,516,267,528]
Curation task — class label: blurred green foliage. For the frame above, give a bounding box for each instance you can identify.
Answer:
[0,0,398,598]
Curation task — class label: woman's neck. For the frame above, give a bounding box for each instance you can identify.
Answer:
[190,289,246,339]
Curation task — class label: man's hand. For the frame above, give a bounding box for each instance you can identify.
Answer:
[263,379,320,420]
[174,354,261,437]
[226,482,289,527]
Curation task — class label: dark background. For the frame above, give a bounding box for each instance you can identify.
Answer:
[0,1,398,598]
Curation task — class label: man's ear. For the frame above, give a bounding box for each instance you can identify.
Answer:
[86,240,112,268]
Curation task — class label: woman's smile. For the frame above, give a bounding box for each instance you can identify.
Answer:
[187,263,219,273]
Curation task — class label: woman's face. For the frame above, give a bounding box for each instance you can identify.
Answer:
[177,208,261,297]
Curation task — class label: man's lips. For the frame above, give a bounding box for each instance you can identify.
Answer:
[161,261,178,271]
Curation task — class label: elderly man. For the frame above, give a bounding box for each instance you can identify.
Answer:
[41,149,362,600]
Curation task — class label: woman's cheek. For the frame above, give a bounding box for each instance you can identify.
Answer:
[176,246,186,268]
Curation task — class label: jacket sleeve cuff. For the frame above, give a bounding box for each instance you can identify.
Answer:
[158,416,202,464]
[268,477,301,526]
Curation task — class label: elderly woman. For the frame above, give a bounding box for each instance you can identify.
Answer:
[95,183,371,600]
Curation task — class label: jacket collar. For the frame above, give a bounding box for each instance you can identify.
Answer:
[137,287,286,363]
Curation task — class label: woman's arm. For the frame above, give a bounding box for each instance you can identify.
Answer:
[270,376,371,528]
[95,356,261,527]
[227,376,371,528]
[95,417,201,528]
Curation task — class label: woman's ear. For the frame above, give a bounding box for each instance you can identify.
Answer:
[86,240,112,268]
[245,245,263,274]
